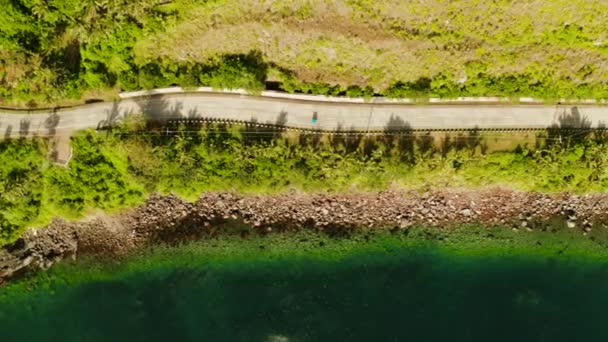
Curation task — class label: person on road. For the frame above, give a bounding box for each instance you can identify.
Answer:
[311,111,318,124]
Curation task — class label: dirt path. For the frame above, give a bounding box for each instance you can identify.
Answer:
[48,128,73,167]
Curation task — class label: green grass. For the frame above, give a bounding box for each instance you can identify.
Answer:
[2,0,608,107]
[2,123,608,246]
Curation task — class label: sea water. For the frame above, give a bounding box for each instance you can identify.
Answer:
[1,229,608,342]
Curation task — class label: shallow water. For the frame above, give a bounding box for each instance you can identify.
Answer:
[2,231,608,342]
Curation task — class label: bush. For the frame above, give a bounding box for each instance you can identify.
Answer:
[45,131,144,213]
[199,52,268,92]
[0,139,46,243]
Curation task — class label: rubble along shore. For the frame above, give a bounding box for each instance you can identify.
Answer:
[2,188,608,284]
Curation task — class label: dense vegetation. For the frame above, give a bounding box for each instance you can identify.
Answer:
[2,121,608,246]
[2,0,608,107]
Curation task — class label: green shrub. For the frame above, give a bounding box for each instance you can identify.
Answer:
[45,131,144,213]
[0,139,46,243]
[199,52,268,92]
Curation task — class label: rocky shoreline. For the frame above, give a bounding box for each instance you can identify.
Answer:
[2,188,608,284]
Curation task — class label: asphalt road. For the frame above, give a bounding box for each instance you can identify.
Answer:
[1,92,607,138]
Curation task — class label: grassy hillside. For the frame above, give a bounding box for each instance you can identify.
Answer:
[2,0,608,107]
[136,0,608,96]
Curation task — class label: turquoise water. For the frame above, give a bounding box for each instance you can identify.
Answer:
[2,230,608,341]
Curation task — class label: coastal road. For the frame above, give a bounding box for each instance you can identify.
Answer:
[1,92,607,139]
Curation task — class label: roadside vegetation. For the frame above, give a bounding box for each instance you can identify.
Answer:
[2,120,608,246]
[3,0,608,107]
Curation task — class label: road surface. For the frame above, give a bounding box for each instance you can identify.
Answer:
[1,92,607,139]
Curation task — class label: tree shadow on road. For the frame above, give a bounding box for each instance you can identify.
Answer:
[134,95,176,127]
[97,101,124,131]
[44,111,60,137]
[3,124,13,140]
[546,106,594,147]
[19,120,30,138]
[43,110,61,161]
